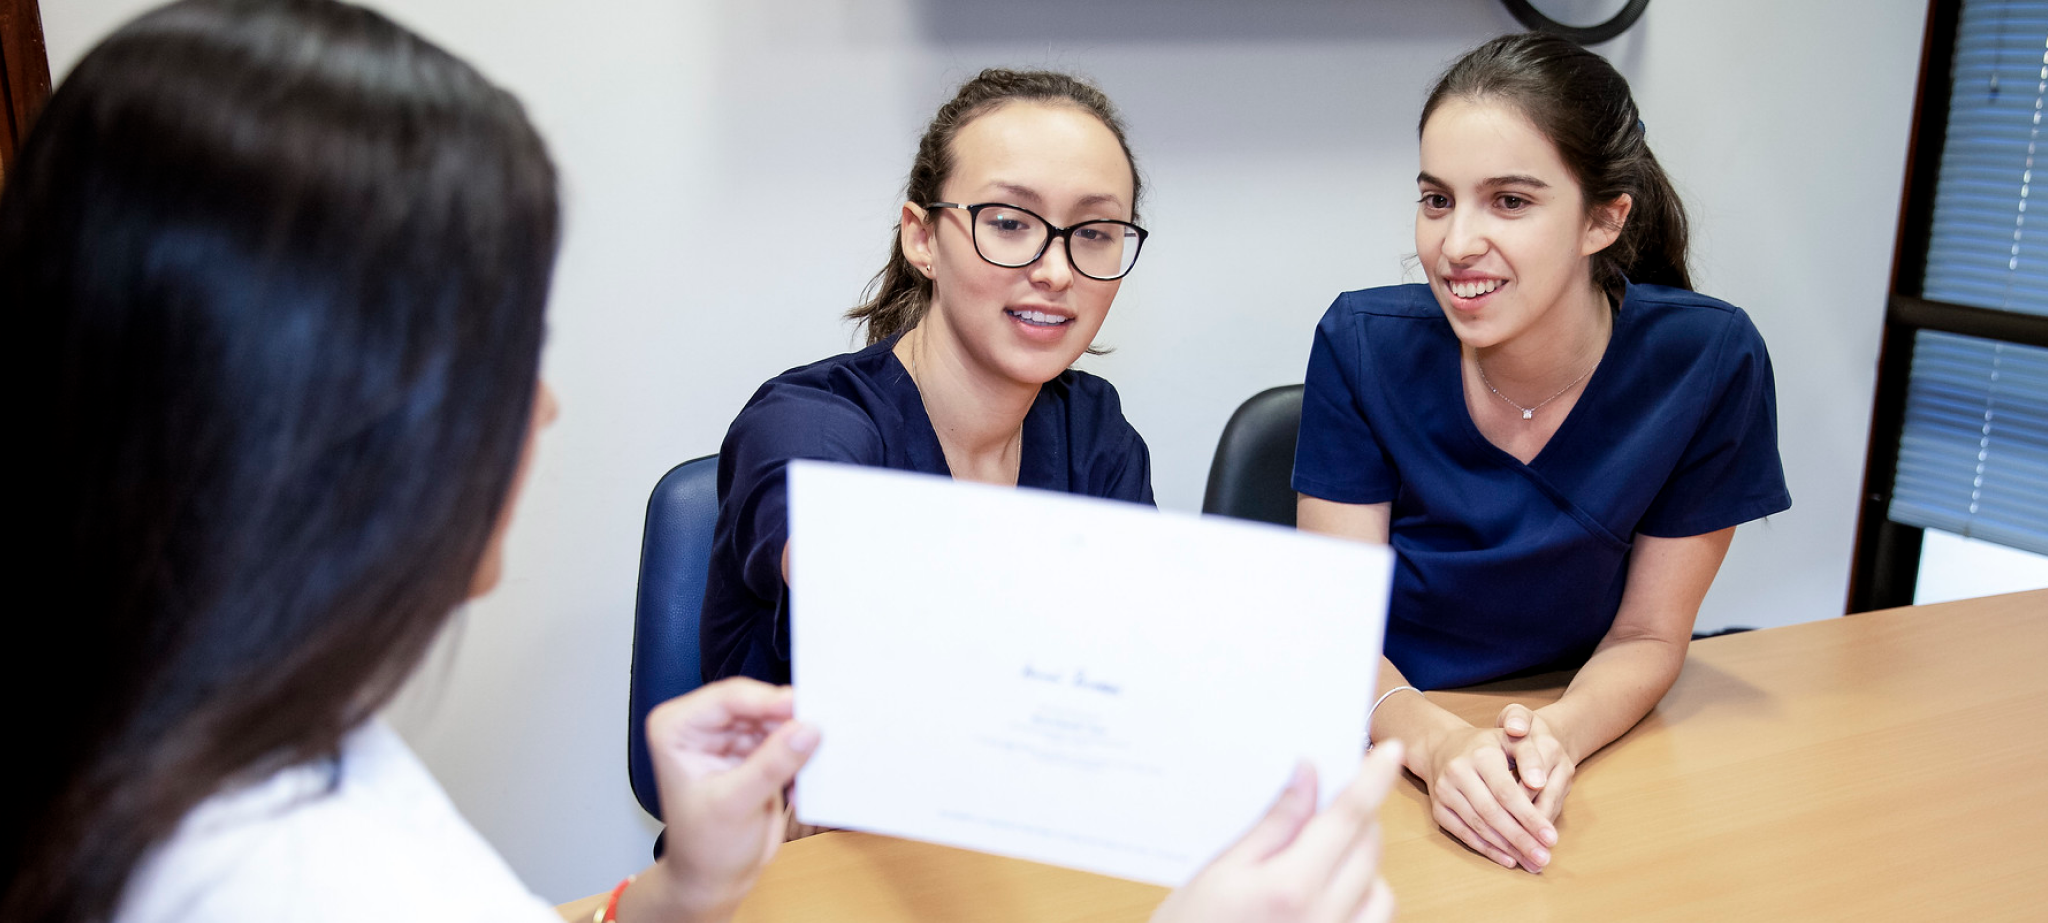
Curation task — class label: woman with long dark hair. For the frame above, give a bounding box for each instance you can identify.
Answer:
[3,3,1398,921]
[700,69,1156,686]
[1295,33,1791,874]
[3,1,817,919]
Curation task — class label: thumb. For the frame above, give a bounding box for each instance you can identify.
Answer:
[720,720,821,808]
[1219,761,1318,863]
[1498,703,1534,737]
[1322,740,1404,826]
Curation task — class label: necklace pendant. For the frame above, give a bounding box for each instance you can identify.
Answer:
[1521,409,1535,420]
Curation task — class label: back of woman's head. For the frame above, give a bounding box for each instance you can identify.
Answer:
[0,1,559,918]
[1422,32,1691,292]
[849,68,1142,344]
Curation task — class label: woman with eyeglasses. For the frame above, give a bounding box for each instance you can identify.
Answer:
[1294,34,1790,875]
[5,4,1402,921]
[701,69,1156,687]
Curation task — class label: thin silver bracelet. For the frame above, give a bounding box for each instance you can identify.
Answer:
[1364,685,1421,751]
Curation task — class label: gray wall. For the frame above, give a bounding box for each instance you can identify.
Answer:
[43,0,1928,902]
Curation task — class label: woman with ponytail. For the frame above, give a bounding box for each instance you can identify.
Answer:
[5,5,1401,921]
[701,69,1156,686]
[1294,34,1790,875]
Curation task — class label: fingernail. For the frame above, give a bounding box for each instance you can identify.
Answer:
[1507,720,1528,733]
[789,723,820,753]
[1534,848,1550,865]
[1541,827,1558,847]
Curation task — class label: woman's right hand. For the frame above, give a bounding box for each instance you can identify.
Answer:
[1150,743,1404,923]
[1413,721,1556,872]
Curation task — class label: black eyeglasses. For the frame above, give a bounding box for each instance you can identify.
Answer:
[926,202,1149,281]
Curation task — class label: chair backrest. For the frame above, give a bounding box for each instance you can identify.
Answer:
[627,454,720,820]
[1201,384,1305,528]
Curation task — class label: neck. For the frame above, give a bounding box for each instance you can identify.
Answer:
[895,322,1036,486]
[1469,278,1613,392]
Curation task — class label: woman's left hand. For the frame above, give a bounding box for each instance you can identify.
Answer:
[1495,704,1576,823]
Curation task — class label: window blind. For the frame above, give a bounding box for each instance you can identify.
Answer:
[1889,0,2048,556]
[1889,332,2048,554]
[1921,0,2048,316]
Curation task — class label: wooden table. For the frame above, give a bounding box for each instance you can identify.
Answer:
[728,589,2048,922]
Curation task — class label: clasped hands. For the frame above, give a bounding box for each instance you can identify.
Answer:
[1411,702,1577,873]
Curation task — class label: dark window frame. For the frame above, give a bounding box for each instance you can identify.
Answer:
[1847,0,2048,613]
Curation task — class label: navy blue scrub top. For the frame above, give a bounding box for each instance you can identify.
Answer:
[701,337,1156,684]
[1293,282,1791,690]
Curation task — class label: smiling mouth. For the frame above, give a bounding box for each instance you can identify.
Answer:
[1007,309,1072,327]
[1447,278,1505,299]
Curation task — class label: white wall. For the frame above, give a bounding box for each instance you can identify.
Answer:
[41,0,1927,902]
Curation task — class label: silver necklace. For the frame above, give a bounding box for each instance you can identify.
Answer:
[1476,359,1596,421]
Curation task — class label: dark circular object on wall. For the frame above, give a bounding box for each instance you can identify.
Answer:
[1499,0,1652,45]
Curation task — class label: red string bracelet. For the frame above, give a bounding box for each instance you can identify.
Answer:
[594,874,636,923]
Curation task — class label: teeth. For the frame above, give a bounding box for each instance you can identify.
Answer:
[1011,309,1068,325]
[1449,279,1503,299]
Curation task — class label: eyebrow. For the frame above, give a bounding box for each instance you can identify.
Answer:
[989,181,1125,211]
[1416,171,1552,190]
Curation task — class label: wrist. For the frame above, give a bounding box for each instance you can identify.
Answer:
[1530,703,1585,763]
[616,863,733,923]
[1365,685,1420,751]
[1394,702,1471,777]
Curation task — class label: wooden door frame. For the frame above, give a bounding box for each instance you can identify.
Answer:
[1,0,51,178]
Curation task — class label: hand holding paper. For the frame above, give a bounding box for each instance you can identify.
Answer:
[634,678,819,923]
[1154,743,1403,923]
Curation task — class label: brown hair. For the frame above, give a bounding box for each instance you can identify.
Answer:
[847,68,1143,344]
[1422,33,1692,293]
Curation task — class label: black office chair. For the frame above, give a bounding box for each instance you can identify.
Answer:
[1202,384,1305,527]
[626,454,720,822]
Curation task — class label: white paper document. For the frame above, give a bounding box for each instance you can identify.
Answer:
[787,461,1393,886]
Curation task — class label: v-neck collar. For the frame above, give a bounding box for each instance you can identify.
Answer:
[1452,281,1632,473]
[880,338,1047,486]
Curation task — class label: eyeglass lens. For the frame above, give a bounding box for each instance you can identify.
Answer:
[970,206,1142,280]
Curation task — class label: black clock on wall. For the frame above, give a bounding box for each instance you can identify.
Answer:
[1499,0,1652,45]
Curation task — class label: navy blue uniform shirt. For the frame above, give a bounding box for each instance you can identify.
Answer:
[1294,282,1791,689]
[701,337,1156,684]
